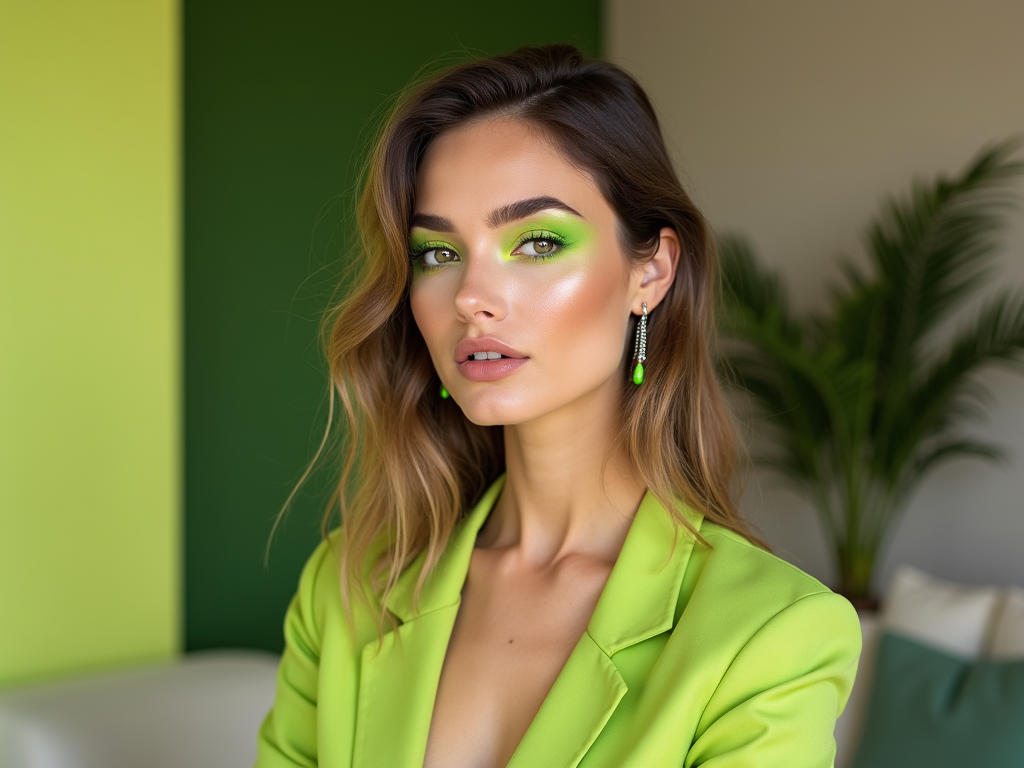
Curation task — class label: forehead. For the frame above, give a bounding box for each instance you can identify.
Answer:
[414,117,606,221]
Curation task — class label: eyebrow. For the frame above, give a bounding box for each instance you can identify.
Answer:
[409,196,583,233]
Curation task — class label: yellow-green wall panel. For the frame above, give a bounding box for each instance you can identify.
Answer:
[0,1,180,685]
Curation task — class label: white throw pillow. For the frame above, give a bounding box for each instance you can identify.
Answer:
[881,565,1000,659]
[989,585,1024,660]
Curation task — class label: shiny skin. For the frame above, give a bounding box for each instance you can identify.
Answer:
[409,117,679,768]
[409,120,637,429]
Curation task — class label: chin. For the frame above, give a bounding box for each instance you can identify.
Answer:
[454,391,548,427]
[457,402,527,428]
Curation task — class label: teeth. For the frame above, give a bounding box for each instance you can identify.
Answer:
[471,351,504,361]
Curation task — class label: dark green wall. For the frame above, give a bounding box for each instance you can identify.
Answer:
[184,2,601,652]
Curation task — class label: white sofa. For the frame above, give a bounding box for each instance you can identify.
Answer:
[833,612,879,768]
[0,650,279,768]
[0,626,886,768]
[0,636,875,768]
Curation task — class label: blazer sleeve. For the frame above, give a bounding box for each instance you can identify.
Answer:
[255,539,333,768]
[684,591,862,768]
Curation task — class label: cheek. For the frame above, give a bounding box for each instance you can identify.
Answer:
[523,262,630,367]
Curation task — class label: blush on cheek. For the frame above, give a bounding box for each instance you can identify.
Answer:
[531,268,630,377]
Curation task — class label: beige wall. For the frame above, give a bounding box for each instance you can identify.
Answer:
[608,1,1024,592]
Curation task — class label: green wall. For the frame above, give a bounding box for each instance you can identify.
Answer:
[0,1,180,685]
[184,3,602,651]
[0,0,602,685]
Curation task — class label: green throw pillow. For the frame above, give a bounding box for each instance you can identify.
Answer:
[852,631,1024,767]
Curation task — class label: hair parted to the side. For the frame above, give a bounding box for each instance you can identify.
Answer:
[316,43,765,626]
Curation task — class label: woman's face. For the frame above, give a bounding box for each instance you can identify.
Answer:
[409,117,647,427]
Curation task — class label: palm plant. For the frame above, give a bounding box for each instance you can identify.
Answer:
[718,140,1024,600]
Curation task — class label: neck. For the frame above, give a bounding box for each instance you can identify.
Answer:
[478,378,645,565]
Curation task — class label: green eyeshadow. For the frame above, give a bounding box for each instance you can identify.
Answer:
[500,212,595,261]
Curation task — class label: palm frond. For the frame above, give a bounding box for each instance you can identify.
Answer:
[866,140,1022,346]
[908,438,1004,492]
[716,139,1024,598]
[866,140,1024,452]
[721,334,830,485]
[886,290,1024,482]
[719,234,799,342]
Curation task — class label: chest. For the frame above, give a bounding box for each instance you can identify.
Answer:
[422,554,613,768]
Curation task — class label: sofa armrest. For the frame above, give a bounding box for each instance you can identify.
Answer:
[833,612,880,768]
[0,650,279,768]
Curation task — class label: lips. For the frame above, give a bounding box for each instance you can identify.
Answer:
[454,337,529,383]
[454,337,527,364]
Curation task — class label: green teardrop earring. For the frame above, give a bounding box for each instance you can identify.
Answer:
[632,302,648,385]
[439,384,450,399]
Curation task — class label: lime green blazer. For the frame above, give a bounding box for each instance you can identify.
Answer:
[257,477,861,767]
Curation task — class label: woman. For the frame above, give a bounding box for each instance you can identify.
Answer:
[257,45,861,767]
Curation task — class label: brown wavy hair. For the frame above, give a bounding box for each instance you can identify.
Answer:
[311,44,763,620]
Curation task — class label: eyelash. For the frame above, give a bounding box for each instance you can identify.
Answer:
[510,230,568,260]
[409,241,458,273]
[408,230,569,273]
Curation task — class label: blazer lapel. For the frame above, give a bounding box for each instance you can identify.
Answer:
[351,481,702,768]
[587,490,703,655]
[507,632,627,768]
[352,477,506,768]
[353,603,459,767]
[508,490,703,768]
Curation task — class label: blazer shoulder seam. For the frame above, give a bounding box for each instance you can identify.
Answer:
[693,590,849,735]
[702,526,833,594]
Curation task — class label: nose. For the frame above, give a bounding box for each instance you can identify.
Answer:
[453,249,507,323]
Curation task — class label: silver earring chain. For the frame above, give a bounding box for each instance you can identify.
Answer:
[635,302,648,363]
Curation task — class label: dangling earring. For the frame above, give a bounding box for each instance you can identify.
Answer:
[439,384,450,399]
[632,302,647,385]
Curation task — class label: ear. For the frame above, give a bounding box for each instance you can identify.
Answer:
[631,226,680,314]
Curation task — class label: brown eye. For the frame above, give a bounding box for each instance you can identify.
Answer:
[512,234,562,259]
[416,245,462,268]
